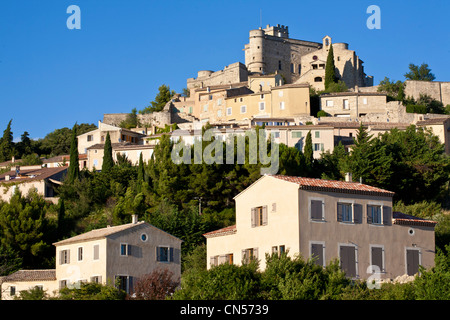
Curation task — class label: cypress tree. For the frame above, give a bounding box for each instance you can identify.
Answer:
[304,131,313,170]
[0,119,14,162]
[67,124,79,183]
[102,132,114,173]
[324,44,337,90]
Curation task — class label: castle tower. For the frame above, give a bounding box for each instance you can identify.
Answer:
[246,28,265,75]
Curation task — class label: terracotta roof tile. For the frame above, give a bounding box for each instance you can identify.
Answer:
[203,225,237,238]
[0,166,67,185]
[269,175,395,197]
[393,212,438,227]
[1,270,56,283]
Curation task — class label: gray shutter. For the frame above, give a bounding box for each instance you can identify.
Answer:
[311,244,324,266]
[311,200,322,220]
[127,244,132,257]
[128,276,133,294]
[169,247,174,262]
[156,247,161,261]
[353,204,362,224]
[406,249,419,276]
[262,206,268,226]
[367,205,373,224]
[382,206,392,226]
[337,203,343,222]
[371,247,383,272]
[340,246,356,278]
[251,208,256,227]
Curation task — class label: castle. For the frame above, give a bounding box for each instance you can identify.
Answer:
[187,24,373,91]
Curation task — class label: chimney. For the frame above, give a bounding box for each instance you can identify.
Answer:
[345,172,352,182]
[132,214,139,224]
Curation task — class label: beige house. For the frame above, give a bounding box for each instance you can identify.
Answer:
[1,216,182,299]
[204,175,436,279]
[0,166,67,203]
[78,121,146,156]
[320,92,388,118]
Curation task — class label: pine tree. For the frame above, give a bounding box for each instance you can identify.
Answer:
[66,124,80,183]
[57,198,68,240]
[102,132,114,173]
[324,44,337,90]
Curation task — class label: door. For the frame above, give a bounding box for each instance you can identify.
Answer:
[340,245,356,278]
[406,249,420,276]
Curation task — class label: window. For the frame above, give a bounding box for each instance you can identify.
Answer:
[315,131,320,138]
[156,246,174,263]
[217,109,222,117]
[59,280,68,289]
[273,132,280,138]
[226,107,232,116]
[141,233,148,242]
[314,77,322,82]
[343,99,349,110]
[290,63,294,73]
[292,131,302,138]
[314,143,324,152]
[93,244,99,260]
[90,276,102,283]
[115,275,133,294]
[272,203,277,212]
[272,245,286,256]
[370,246,384,273]
[279,101,285,110]
[260,94,264,99]
[120,243,129,256]
[189,106,193,114]
[363,98,368,105]
[217,98,222,106]
[77,247,83,261]
[209,95,213,100]
[337,203,353,223]
[210,254,234,267]
[298,64,301,74]
[203,105,208,112]
[251,206,268,227]
[326,100,334,107]
[278,60,282,70]
[87,135,93,142]
[10,286,16,296]
[60,249,70,265]
[311,242,325,267]
[367,205,382,224]
[278,91,284,97]
[259,102,265,111]
[340,245,357,278]
[242,248,258,264]
[240,105,247,114]
[310,200,324,220]
[312,64,318,70]
[319,64,325,69]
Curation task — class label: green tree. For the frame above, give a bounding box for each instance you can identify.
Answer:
[66,124,80,183]
[324,44,337,90]
[119,108,140,129]
[57,282,127,300]
[140,84,175,113]
[0,119,14,162]
[404,63,436,81]
[102,132,114,173]
[377,77,405,101]
[304,131,313,171]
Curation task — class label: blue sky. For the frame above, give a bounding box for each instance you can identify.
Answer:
[0,0,449,140]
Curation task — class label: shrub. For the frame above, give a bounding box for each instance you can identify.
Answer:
[129,269,179,300]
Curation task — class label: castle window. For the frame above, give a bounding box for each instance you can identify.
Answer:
[312,64,318,70]
[278,61,282,70]
[290,63,294,73]
[325,38,330,46]
[314,77,322,82]
[298,64,301,74]
[319,64,325,69]
[240,105,247,114]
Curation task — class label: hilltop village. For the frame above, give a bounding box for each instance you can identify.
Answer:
[0,23,449,301]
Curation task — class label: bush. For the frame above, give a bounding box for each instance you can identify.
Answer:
[129,269,179,300]
[406,104,427,114]
[317,110,329,118]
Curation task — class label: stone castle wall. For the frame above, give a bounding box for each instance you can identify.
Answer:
[404,80,450,106]
[186,62,248,90]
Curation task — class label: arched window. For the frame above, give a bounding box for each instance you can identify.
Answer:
[314,77,322,82]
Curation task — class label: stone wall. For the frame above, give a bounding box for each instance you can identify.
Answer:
[404,80,450,106]
[186,62,248,90]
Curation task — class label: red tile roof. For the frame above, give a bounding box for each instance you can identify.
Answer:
[269,175,395,197]
[203,225,237,238]
[393,212,438,227]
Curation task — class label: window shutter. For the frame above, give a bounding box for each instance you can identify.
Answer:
[337,203,343,222]
[311,243,324,266]
[253,248,258,260]
[210,256,216,267]
[382,206,392,226]
[353,204,362,224]
[169,247,174,262]
[371,247,383,272]
[156,247,161,261]
[242,250,247,263]
[251,208,256,227]
[367,205,373,224]
[67,250,70,264]
[128,276,133,294]
[311,200,323,220]
[127,244,132,257]
[262,206,268,225]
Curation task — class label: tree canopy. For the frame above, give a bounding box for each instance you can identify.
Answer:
[404,63,436,81]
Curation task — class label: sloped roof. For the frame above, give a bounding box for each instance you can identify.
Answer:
[393,212,438,227]
[269,175,395,197]
[1,270,56,283]
[203,225,237,238]
[0,166,67,185]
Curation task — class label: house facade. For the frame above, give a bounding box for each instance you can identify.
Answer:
[0,216,182,299]
[204,175,436,279]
